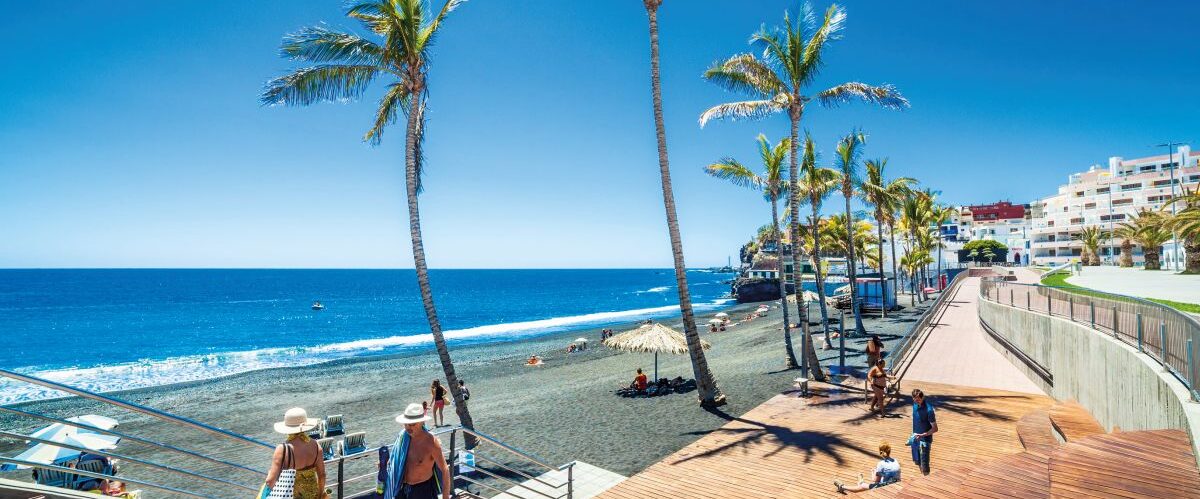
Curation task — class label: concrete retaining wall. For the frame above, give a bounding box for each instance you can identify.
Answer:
[978,299,1200,456]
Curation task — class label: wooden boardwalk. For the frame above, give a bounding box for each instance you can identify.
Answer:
[597,380,1053,499]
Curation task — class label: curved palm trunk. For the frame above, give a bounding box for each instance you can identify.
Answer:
[645,2,725,406]
[889,223,899,307]
[876,215,886,317]
[405,93,476,448]
[1186,240,1200,274]
[789,113,825,382]
[843,196,866,336]
[936,242,943,291]
[772,200,798,369]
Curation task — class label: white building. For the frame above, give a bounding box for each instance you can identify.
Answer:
[1030,145,1200,267]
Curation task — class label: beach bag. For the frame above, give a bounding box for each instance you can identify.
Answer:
[265,444,296,499]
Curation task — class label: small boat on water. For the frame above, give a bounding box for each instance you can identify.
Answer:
[311,301,325,311]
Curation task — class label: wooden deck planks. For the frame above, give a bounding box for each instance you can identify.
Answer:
[597,381,1053,499]
[1016,408,1059,457]
[1049,430,1200,499]
[957,451,1050,499]
[1047,401,1104,443]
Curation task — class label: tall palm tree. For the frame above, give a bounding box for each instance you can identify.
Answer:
[705,135,799,369]
[796,134,840,378]
[833,130,867,336]
[860,158,915,315]
[898,190,933,301]
[700,2,907,379]
[930,204,955,286]
[261,0,478,443]
[644,0,725,406]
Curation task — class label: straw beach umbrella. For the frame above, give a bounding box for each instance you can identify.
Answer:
[604,323,711,381]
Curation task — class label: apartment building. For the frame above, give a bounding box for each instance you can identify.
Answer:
[1030,145,1200,267]
[939,201,1031,264]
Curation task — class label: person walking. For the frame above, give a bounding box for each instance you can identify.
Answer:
[909,389,938,475]
[865,335,884,368]
[867,359,890,419]
[429,380,448,427]
[384,403,451,499]
[458,379,470,403]
[834,442,901,493]
[266,407,327,499]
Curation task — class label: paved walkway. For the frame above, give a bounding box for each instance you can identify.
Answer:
[902,276,1046,395]
[1066,266,1200,304]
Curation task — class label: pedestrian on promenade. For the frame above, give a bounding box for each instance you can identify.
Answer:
[865,335,884,368]
[909,389,937,475]
[867,359,889,419]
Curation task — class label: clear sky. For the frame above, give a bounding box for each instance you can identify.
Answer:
[2,1,1197,268]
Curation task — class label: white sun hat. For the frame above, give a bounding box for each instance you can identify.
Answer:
[273,407,319,435]
[395,403,432,425]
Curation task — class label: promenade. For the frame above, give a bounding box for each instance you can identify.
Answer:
[1066,266,1200,304]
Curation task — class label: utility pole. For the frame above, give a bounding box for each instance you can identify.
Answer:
[1156,142,1183,271]
[1107,188,1115,264]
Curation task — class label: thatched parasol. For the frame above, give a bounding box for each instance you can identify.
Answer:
[604,323,711,380]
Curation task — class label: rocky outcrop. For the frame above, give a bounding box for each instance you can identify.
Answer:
[731,277,785,303]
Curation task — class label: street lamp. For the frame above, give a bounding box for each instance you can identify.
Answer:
[1156,142,1183,271]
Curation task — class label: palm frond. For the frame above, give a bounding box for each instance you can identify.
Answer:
[704,158,762,190]
[797,3,846,87]
[260,64,380,106]
[817,82,909,110]
[364,82,411,144]
[419,0,465,50]
[702,53,784,98]
[281,25,385,65]
[698,98,787,127]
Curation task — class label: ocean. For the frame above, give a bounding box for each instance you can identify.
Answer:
[0,268,748,404]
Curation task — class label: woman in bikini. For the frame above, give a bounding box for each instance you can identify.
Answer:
[865,335,884,369]
[266,407,327,499]
[429,380,448,427]
[867,359,890,419]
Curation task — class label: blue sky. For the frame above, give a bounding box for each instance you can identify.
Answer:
[1,1,1197,268]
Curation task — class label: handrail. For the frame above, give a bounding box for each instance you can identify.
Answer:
[459,427,558,473]
[888,270,968,379]
[0,457,215,498]
[472,451,563,492]
[979,279,1200,401]
[0,368,273,449]
[0,429,259,492]
[0,406,267,475]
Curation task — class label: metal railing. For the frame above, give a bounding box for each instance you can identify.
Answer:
[979,279,1200,401]
[888,270,969,385]
[1,368,575,499]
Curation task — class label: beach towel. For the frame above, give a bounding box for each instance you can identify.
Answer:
[383,429,442,499]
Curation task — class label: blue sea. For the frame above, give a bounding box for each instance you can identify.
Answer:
[0,269,739,404]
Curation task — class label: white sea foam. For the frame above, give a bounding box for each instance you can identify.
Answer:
[633,286,671,294]
[0,300,729,405]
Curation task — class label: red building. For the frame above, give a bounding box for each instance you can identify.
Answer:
[964,201,1026,223]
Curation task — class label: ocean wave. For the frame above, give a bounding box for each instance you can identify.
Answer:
[633,286,671,294]
[0,299,730,405]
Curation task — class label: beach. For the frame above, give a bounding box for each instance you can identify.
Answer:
[0,298,931,495]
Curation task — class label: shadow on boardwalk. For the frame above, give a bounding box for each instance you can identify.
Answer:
[669,405,876,466]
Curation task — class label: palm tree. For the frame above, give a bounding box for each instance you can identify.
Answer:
[261,0,478,443]
[860,158,915,315]
[796,134,840,378]
[833,130,868,336]
[705,135,798,369]
[1119,209,1171,270]
[1075,226,1103,266]
[700,2,907,379]
[1113,222,1136,268]
[1165,185,1200,274]
[930,205,955,287]
[643,0,725,407]
[899,190,933,301]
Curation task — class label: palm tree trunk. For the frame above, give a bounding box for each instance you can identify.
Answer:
[1121,240,1133,267]
[405,93,476,448]
[1186,240,1200,274]
[889,222,899,308]
[788,111,825,382]
[876,215,886,317]
[772,200,798,369]
[645,1,725,406]
[844,196,866,336]
[1145,246,1161,270]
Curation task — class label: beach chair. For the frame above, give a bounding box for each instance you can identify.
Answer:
[307,419,327,440]
[70,459,111,490]
[35,467,72,488]
[324,414,344,437]
[317,437,341,461]
[343,432,367,456]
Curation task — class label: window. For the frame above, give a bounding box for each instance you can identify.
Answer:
[1153,179,1175,188]
[1047,221,1055,227]
[1096,187,1111,194]
[1189,175,1200,183]
[1070,217,1084,224]
[1074,191,1085,197]
[1121,183,1142,191]
[1100,214,1125,222]
[1112,198,1133,206]
[1147,195,1167,203]
[1084,202,1096,209]
[1140,165,1157,172]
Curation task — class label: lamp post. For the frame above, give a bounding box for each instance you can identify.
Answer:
[1156,142,1182,271]
[1107,188,1115,264]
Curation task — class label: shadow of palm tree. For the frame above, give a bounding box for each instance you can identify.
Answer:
[668,406,876,466]
[837,393,1030,425]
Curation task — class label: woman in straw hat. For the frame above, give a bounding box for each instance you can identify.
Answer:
[266,407,327,498]
[384,403,451,499]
